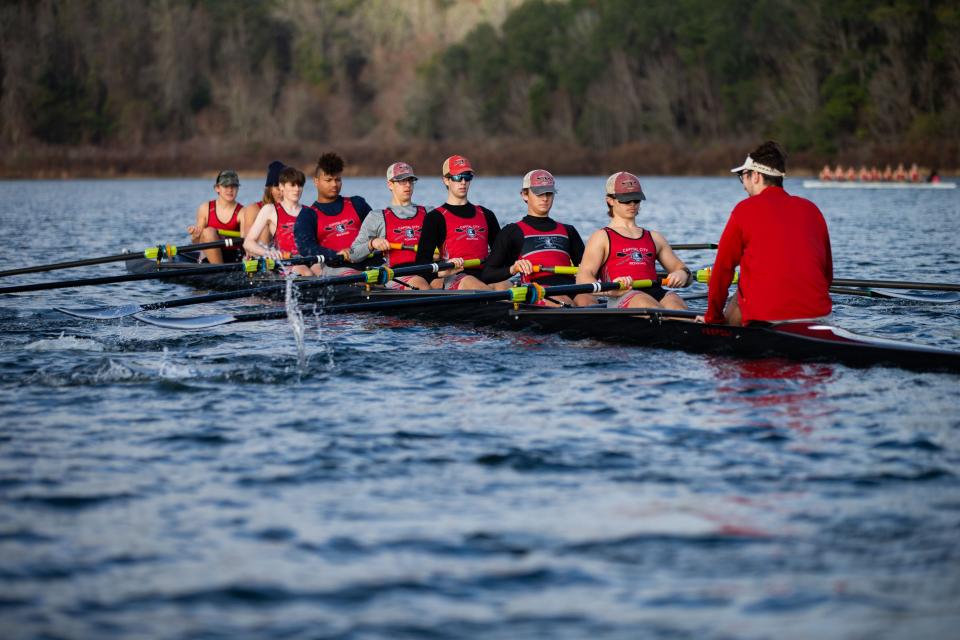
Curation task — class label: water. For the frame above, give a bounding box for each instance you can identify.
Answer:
[1,176,959,639]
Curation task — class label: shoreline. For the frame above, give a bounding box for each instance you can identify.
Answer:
[1,139,955,180]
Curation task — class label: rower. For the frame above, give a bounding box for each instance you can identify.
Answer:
[187,170,243,264]
[294,152,373,277]
[239,160,285,251]
[818,164,833,181]
[243,166,313,276]
[702,141,832,326]
[577,172,690,310]
[413,154,503,290]
[481,169,590,306]
[346,162,431,290]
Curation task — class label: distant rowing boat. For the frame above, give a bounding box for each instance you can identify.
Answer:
[802,180,956,190]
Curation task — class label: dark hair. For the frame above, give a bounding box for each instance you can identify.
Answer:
[749,140,786,187]
[279,166,306,186]
[315,152,345,177]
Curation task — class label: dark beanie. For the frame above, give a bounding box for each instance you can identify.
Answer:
[265,161,285,187]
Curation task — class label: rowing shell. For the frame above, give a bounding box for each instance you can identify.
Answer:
[801,180,956,190]
[344,290,960,372]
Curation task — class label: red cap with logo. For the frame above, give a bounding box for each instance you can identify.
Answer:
[442,155,473,177]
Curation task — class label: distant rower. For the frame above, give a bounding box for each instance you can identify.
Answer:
[577,172,690,310]
[187,169,243,264]
[239,160,285,251]
[703,141,832,325]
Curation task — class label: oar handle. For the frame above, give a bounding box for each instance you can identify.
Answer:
[532,265,693,288]
[696,268,739,285]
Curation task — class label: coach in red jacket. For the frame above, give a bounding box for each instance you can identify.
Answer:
[704,141,833,325]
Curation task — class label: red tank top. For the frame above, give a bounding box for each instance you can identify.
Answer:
[315,198,362,252]
[438,205,489,261]
[384,206,426,267]
[205,200,242,232]
[600,228,657,282]
[273,202,300,254]
[516,220,572,283]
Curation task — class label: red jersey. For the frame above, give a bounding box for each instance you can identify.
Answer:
[205,200,242,233]
[274,202,300,254]
[384,206,426,267]
[600,228,658,282]
[438,205,489,261]
[516,219,572,283]
[206,200,242,260]
[706,186,832,324]
[315,198,362,252]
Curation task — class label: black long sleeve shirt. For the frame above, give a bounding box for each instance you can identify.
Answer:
[481,215,586,285]
[294,195,375,266]
[414,202,500,279]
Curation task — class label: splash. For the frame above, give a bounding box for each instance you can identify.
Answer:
[25,332,105,352]
[156,346,198,379]
[284,275,307,375]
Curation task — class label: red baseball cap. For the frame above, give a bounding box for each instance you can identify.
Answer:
[442,155,473,177]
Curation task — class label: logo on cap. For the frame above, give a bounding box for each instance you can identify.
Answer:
[443,155,473,176]
[388,162,417,181]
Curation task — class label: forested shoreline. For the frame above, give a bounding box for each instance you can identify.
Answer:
[1,0,957,177]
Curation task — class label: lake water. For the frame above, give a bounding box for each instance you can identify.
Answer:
[1,176,958,639]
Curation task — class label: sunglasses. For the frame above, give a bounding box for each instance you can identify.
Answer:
[448,172,474,182]
[737,170,753,183]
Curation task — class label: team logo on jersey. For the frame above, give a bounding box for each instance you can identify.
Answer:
[454,225,486,240]
[536,236,566,250]
[394,225,421,240]
[325,219,356,234]
[616,249,653,262]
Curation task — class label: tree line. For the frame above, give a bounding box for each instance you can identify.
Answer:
[0,0,956,174]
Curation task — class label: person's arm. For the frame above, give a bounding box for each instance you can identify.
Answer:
[293,207,339,262]
[347,210,386,262]
[482,207,501,248]
[415,210,444,264]
[239,202,260,239]
[576,229,606,283]
[567,224,586,265]
[187,202,207,239]
[481,223,521,283]
[352,196,372,219]
[704,211,744,323]
[651,231,690,288]
[243,206,277,257]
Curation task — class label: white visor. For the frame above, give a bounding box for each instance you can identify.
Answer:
[730,155,786,177]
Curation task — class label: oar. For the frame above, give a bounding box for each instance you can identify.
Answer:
[697,268,960,293]
[533,265,695,286]
[671,243,718,250]
[831,278,960,292]
[134,279,672,330]
[0,256,318,295]
[0,238,242,279]
[829,286,960,303]
[55,259,481,319]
